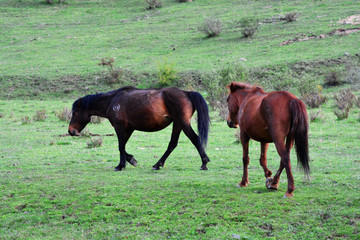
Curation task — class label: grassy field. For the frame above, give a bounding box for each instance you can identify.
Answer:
[0,98,359,239]
[1,0,360,239]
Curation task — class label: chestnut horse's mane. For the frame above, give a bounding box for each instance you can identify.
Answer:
[227,82,264,93]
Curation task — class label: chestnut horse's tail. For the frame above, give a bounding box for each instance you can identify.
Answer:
[187,92,210,148]
[289,99,310,176]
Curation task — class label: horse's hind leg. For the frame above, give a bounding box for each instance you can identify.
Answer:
[260,142,272,178]
[267,138,295,197]
[152,124,181,170]
[125,152,137,167]
[182,125,210,170]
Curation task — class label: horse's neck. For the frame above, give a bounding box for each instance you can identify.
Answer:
[88,94,112,118]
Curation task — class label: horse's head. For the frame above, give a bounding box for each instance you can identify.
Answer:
[68,97,91,136]
[226,82,258,128]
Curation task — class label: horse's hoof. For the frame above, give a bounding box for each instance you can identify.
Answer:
[239,182,248,187]
[200,166,208,170]
[114,166,125,171]
[283,192,294,198]
[266,177,278,190]
[129,158,137,167]
[152,166,160,170]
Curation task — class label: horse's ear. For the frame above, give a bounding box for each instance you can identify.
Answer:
[227,82,239,93]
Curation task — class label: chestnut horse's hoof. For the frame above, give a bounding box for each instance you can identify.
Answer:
[266,177,278,190]
[283,192,294,198]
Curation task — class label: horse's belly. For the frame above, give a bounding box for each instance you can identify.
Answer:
[246,126,272,142]
[137,116,172,132]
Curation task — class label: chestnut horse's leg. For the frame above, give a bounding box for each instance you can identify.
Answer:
[182,124,210,170]
[270,138,295,197]
[260,142,272,178]
[152,124,182,170]
[114,126,134,171]
[239,133,250,187]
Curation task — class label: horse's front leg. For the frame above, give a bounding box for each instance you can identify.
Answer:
[114,127,133,171]
[239,134,250,187]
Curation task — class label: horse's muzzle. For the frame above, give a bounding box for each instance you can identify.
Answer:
[227,120,238,128]
[68,126,80,136]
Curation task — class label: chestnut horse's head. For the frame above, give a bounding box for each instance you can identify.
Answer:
[68,98,91,136]
[226,82,260,128]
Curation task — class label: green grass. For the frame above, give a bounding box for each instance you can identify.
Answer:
[1,0,360,238]
[1,0,359,80]
[0,97,359,239]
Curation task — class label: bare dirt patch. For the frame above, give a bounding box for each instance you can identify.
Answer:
[279,28,360,46]
[338,14,360,25]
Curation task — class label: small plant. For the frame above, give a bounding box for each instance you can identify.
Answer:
[333,89,356,120]
[144,0,162,10]
[91,116,104,124]
[302,93,327,108]
[0,113,4,118]
[240,17,259,38]
[21,116,32,124]
[285,12,298,22]
[56,107,72,122]
[33,110,47,121]
[309,110,323,122]
[198,17,222,38]
[87,137,103,148]
[156,57,178,86]
[324,70,342,87]
[98,57,123,84]
[80,129,91,138]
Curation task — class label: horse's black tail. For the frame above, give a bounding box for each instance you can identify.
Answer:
[289,99,310,177]
[187,92,210,148]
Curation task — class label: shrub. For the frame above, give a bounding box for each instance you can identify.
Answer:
[198,17,222,38]
[156,57,178,86]
[324,70,343,87]
[302,93,327,108]
[87,137,103,148]
[309,110,323,122]
[333,89,356,120]
[240,17,259,38]
[33,110,47,121]
[344,65,360,86]
[56,107,72,122]
[21,116,32,125]
[98,57,124,85]
[90,116,104,124]
[144,0,162,10]
[202,63,247,119]
[285,12,298,22]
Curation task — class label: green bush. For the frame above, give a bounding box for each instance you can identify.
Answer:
[239,17,259,38]
[333,89,356,120]
[87,137,103,148]
[98,57,124,85]
[156,57,178,86]
[198,17,222,38]
[144,0,162,10]
[33,110,47,121]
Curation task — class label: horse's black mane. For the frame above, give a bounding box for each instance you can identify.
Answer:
[72,86,136,111]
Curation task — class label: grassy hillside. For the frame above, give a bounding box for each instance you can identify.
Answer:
[1,0,359,98]
[0,99,359,239]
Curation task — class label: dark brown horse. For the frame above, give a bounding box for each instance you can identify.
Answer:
[68,86,210,171]
[226,82,310,197]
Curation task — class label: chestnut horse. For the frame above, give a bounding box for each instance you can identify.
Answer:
[226,82,310,197]
[68,86,210,171]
